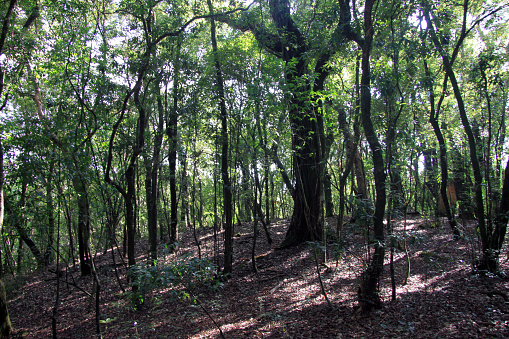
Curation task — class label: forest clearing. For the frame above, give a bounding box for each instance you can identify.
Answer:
[6,216,509,338]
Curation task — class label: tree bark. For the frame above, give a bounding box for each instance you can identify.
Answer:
[5,188,46,268]
[424,5,491,268]
[167,36,182,247]
[269,0,323,248]
[44,170,55,266]
[0,279,11,337]
[217,0,360,248]
[144,82,164,263]
[270,145,295,199]
[357,0,386,312]
[0,139,12,336]
[337,105,361,236]
[208,0,233,275]
[105,11,153,271]
[31,67,93,276]
[491,158,509,257]
[423,60,461,237]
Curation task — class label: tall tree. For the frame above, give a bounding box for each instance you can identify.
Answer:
[0,139,12,337]
[423,0,508,272]
[356,0,386,312]
[207,0,234,274]
[143,80,165,263]
[218,0,359,247]
[423,59,461,237]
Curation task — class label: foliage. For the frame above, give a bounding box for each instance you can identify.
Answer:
[126,251,226,308]
[0,0,508,322]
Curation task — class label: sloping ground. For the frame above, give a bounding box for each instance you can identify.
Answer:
[6,216,509,338]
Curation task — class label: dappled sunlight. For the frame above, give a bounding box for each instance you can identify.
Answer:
[191,318,258,338]
[8,217,509,338]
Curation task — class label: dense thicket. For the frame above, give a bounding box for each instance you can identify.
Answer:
[0,0,508,321]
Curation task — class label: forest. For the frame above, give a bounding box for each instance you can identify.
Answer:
[0,0,509,337]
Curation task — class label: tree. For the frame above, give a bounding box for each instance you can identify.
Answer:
[207,0,234,274]
[423,58,461,237]
[356,0,386,312]
[218,0,360,248]
[422,0,509,272]
[0,140,13,337]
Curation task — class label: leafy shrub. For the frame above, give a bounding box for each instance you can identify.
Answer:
[126,254,225,308]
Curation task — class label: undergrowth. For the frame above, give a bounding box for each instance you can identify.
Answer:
[126,251,226,308]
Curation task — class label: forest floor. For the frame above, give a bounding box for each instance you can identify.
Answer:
[5,216,509,338]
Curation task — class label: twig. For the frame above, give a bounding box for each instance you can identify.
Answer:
[312,246,334,310]
[45,277,91,297]
[189,290,226,339]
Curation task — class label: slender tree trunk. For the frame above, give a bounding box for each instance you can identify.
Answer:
[0,140,6,275]
[252,168,259,274]
[240,163,251,222]
[74,177,92,276]
[255,101,273,244]
[0,139,12,336]
[167,37,182,247]
[423,60,461,237]
[44,172,55,266]
[338,52,362,235]
[337,105,360,234]
[424,6,490,268]
[319,112,334,218]
[105,36,152,277]
[51,185,62,339]
[180,153,188,233]
[208,0,233,275]
[124,167,136,267]
[270,145,295,198]
[144,82,164,263]
[5,190,46,268]
[32,76,93,276]
[16,237,22,273]
[357,0,386,312]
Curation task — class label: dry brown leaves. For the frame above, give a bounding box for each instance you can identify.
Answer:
[6,216,509,338]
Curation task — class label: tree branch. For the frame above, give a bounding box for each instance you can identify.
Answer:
[152,4,254,47]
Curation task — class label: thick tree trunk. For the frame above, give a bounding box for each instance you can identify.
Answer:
[481,158,509,272]
[279,99,322,248]
[217,0,362,248]
[0,279,11,337]
[272,0,323,248]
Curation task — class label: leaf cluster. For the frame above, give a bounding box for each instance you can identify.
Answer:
[126,251,225,308]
